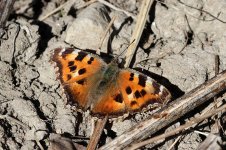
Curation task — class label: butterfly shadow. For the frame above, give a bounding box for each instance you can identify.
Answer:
[107,16,134,55]
[133,67,185,100]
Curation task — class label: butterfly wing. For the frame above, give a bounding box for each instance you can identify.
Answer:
[52,48,107,109]
[118,69,171,112]
[91,68,171,117]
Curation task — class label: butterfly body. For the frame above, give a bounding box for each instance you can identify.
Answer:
[52,48,171,118]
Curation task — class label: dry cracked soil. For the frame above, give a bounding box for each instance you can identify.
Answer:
[0,0,226,149]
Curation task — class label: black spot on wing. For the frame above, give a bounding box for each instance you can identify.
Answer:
[138,74,147,87]
[114,94,123,103]
[134,90,141,98]
[78,68,86,75]
[130,101,138,107]
[69,65,77,72]
[75,51,87,61]
[68,61,74,66]
[140,89,147,96]
[67,74,72,80]
[76,78,86,85]
[126,86,132,94]
[62,48,74,59]
[87,57,94,64]
[90,57,94,61]
[129,73,134,81]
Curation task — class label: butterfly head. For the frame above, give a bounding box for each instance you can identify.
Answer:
[109,56,126,69]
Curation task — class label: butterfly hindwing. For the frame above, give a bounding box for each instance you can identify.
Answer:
[90,68,171,117]
[117,69,171,113]
[52,48,107,108]
[91,84,126,117]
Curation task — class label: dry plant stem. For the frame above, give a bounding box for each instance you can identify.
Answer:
[128,104,226,150]
[0,114,29,129]
[36,140,44,150]
[130,96,223,149]
[125,0,154,67]
[194,130,209,137]
[0,0,15,27]
[178,0,226,24]
[38,0,95,21]
[39,0,75,21]
[99,70,226,150]
[213,55,220,133]
[0,0,16,36]
[167,136,182,150]
[96,15,116,54]
[87,116,108,150]
[39,0,135,21]
[97,0,136,19]
[77,0,97,9]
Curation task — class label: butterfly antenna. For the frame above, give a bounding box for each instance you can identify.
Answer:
[114,39,135,61]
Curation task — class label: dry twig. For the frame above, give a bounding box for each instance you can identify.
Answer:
[212,55,220,133]
[167,136,182,150]
[128,103,226,149]
[0,114,29,129]
[97,0,136,19]
[87,117,108,150]
[39,0,135,21]
[96,15,117,54]
[39,0,75,21]
[178,0,226,24]
[0,0,16,36]
[125,0,154,67]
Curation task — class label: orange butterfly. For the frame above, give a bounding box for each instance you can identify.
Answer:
[52,48,171,118]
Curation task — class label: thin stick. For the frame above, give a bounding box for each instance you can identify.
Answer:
[125,0,154,67]
[178,0,226,24]
[167,136,182,150]
[99,70,226,149]
[97,0,136,19]
[36,139,44,150]
[39,0,74,21]
[128,96,224,149]
[39,0,96,21]
[0,114,29,129]
[0,0,16,36]
[96,15,117,54]
[87,116,108,150]
[77,0,97,9]
[128,104,226,149]
[194,130,209,137]
[212,55,220,133]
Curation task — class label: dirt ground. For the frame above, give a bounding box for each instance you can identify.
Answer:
[0,0,226,149]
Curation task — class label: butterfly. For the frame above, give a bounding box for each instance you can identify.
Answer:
[52,48,171,118]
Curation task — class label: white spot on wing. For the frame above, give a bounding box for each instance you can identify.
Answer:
[147,77,153,82]
[72,49,80,55]
[86,54,91,59]
[73,71,79,77]
[59,48,66,56]
[128,93,133,100]
[134,73,139,78]
[159,85,164,95]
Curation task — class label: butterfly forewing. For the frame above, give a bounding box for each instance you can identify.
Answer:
[52,48,107,108]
